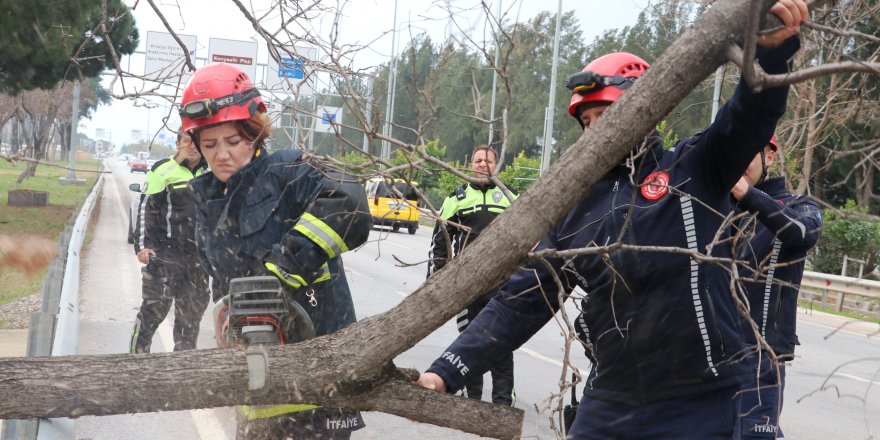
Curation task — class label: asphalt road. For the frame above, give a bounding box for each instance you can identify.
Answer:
[69,158,880,440]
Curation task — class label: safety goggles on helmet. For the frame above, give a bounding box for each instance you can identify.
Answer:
[179,88,262,120]
[565,71,637,94]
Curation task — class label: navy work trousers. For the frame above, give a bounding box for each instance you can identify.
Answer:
[566,387,738,440]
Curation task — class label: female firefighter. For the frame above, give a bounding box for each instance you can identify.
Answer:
[180,62,371,440]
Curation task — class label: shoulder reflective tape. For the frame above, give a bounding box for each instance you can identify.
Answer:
[294,213,348,258]
[239,404,319,420]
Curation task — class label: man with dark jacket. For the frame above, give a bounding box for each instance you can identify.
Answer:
[428,145,517,405]
[130,130,209,353]
[732,135,822,439]
[418,1,809,438]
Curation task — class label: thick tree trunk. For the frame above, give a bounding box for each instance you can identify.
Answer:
[0,1,783,437]
[0,346,524,438]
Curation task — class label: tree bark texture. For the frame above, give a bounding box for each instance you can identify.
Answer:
[0,1,785,438]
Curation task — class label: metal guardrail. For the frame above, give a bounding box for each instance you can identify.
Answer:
[800,270,880,313]
[0,174,104,440]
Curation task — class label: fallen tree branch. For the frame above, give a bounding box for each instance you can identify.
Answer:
[0,344,524,439]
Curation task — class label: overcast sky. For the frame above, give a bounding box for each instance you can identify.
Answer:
[85,0,651,149]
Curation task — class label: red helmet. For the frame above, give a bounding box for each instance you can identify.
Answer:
[567,52,649,125]
[768,133,779,151]
[179,63,266,133]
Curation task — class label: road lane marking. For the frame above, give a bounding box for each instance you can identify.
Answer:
[156,319,229,438]
[800,319,880,340]
[519,347,586,376]
[835,372,880,386]
[109,173,130,224]
[380,239,411,250]
[193,408,231,440]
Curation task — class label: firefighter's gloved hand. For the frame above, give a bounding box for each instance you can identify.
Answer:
[263,261,330,289]
[263,235,331,288]
[267,236,327,273]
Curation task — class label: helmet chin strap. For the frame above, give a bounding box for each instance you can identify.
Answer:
[758,150,769,185]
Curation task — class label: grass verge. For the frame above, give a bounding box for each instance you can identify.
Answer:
[0,158,102,310]
[798,298,880,322]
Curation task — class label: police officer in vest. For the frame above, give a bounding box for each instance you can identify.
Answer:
[130,129,209,353]
[428,145,517,405]
[731,134,822,439]
[418,1,809,438]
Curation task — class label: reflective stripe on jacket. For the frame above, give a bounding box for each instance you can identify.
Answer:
[734,176,822,357]
[427,183,516,276]
[134,157,206,257]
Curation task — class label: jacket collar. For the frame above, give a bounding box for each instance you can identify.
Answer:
[467,182,496,192]
[610,131,665,180]
[754,176,788,197]
[179,157,208,172]
[190,154,265,201]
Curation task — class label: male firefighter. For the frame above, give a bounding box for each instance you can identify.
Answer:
[732,134,822,439]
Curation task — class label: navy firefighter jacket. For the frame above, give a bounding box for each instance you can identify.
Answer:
[428,38,801,405]
[189,148,372,338]
[734,176,822,358]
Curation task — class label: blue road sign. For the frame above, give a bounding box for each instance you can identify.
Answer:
[321,113,336,125]
[278,57,305,79]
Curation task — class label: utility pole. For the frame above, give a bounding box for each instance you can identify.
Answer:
[540,0,563,174]
[61,81,84,184]
[487,0,501,147]
[381,0,399,160]
[710,65,725,122]
[363,75,373,153]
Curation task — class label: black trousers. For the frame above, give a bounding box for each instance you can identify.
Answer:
[130,259,209,352]
[457,293,515,406]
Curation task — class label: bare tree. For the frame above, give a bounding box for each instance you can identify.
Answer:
[13,88,64,182]
[776,0,880,209]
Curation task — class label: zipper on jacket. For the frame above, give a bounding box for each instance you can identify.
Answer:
[771,285,783,330]
[703,287,726,356]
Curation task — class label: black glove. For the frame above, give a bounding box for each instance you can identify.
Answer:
[263,235,330,289]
